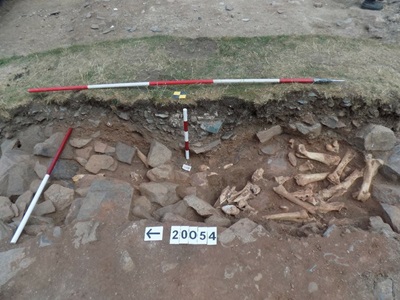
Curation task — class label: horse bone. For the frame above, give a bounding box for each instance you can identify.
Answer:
[326,140,340,153]
[251,168,265,183]
[298,160,315,172]
[217,186,237,206]
[264,209,309,221]
[317,169,364,201]
[291,187,319,205]
[297,144,341,166]
[273,185,317,214]
[354,154,384,202]
[288,152,297,166]
[294,172,329,186]
[318,201,345,213]
[222,204,240,216]
[327,149,356,185]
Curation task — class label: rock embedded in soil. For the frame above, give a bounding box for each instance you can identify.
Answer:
[219,218,268,244]
[32,200,56,216]
[372,182,400,205]
[205,214,231,227]
[75,146,93,160]
[147,164,175,182]
[380,203,400,233]
[374,278,394,300]
[380,144,400,181]
[132,196,152,212]
[290,122,322,139]
[0,197,15,222]
[191,139,221,154]
[320,115,346,129]
[115,142,136,164]
[147,140,172,168]
[16,190,33,212]
[183,194,218,217]
[139,182,179,206]
[34,161,47,179]
[355,124,396,151]
[0,248,35,288]
[69,138,92,148]
[369,216,396,238]
[94,141,116,154]
[132,206,154,220]
[0,220,12,241]
[72,220,100,249]
[44,184,74,211]
[153,200,188,220]
[52,159,80,180]
[33,132,74,159]
[85,155,115,173]
[256,125,282,143]
[161,212,189,223]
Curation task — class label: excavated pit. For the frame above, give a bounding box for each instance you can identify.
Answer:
[1,93,399,240]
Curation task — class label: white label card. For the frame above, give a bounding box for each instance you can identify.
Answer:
[144,226,164,241]
[179,226,190,244]
[207,227,217,245]
[169,226,180,244]
[169,226,217,245]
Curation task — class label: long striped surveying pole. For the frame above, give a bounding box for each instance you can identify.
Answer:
[28,78,344,93]
[183,108,190,160]
[11,128,73,244]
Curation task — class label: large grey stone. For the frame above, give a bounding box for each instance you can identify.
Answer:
[33,132,74,159]
[192,139,221,154]
[132,206,154,220]
[0,196,15,222]
[34,161,47,179]
[94,141,115,154]
[147,140,172,168]
[52,159,80,180]
[17,125,46,153]
[161,212,189,223]
[369,216,396,238]
[153,200,188,220]
[85,155,115,174]
[32,200,56,216]
[132,196,152,212]
[356,124,396,151]
[76,178,133,222]
[65,198,83,225]
[374,278,394,300]
[75,146,93,160]
[183,194,218,217]
[139,182,179,206]
[380,203,400,233]
[380,145,400,181]
[0,248,35,288]
[372,182,400,205]
[147,164,175,182]
[15,190,33,213]
[256,125,282,143]
[69,137,92,148]
[44,184,75,211]
[292,122,322,139]
[219,218,268,244]
[0,150,37,197]
[205,214,231,227]
[0,220,12,241]
[115,142,136,164]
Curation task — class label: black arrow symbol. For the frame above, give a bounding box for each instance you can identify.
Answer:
[146,228,160,239]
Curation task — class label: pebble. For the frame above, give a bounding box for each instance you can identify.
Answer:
[150,26,162,32]
[90,24,99,30]
[308,282,318,293]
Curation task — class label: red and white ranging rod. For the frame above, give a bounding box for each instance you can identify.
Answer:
[28,78,344,93]
[183,108,190,160]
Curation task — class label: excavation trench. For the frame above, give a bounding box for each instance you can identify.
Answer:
[1,93,399,240]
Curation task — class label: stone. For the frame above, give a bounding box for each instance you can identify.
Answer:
[85,155,115,173]
[72,220,100,249]
[183,194,218,217]
[320,115,346,129]
[120,250,135,272]
[76,178,133,222]
[176,186,197,199]
[153,200,188,220]
[191,139,221,154]
[33,132,74,159]
[0,196,15,222]
[265,157,292,178]
[132,206,154,220]
[150,26,162,32]
[0,220,12,240]
[53,226,62,238]
[91,24,99,29]
[369,216,396,238]
[116,112,130,121]
[52,159,80,180]
[219,218,268,244]
[147,140,172,168]
[0,150,37,197]
[0,248,35,288]
[16,190,33,213]
[174,170,190,183]
[380,203,400,233]
[161,212,189,223]
[32,200,56,216]
[115,142,136,164]
[225,4,234,11]
[27,215,54,226]
[200,120,224,134]
[260,142,281,155]
[380,145,400,181]
[190,172,208,187]
[1,139,20,153]
[76,157,88,166]
[94,141,115,154]
[34,161,47,179]
[372,182,400,205]
[17,125,46,153]
[308,282,319,293]
[30,179,42,192]
[132,196,152,212]
[374,278,394,300]
[355,124,396,151]
[293,122,322,139]
[44,184,74,211]
[39,234,52,247]
[139,182,179,206]
[75,146,93,160]
[69,138,92,148]
[205,214,231,227]
[256,125,282,143]
[147,164,175,182]
[24,224,53,235]
[65,198,83,224]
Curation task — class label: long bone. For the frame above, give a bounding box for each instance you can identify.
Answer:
[317,169,364,201]
[263,209,309,221]
[273,185,317,214]
[297,144,341,166]
[326,140,340,153]
[354,154,384,202]
[327,149,356,185]
[294,172,329,186]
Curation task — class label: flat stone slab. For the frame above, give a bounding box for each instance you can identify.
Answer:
[115,142,136,164]
[380,203,400,233]
[147,140,172,168]
[70,138,92,148]
[219,218,268,244]
[85,155,115,174]
[183,194,217,217]
[44,184,75,211]
[356,124,396,151]
[33,132,74,159]
[191,139,221,154]
[0,248,35,288]
[139,182,179,207]
[256,125,282,143]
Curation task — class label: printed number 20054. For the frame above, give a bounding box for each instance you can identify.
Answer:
[169,226,217,245]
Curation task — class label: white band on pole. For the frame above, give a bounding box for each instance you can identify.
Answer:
[10,174,50,244]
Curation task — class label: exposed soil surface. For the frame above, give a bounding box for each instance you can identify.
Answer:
[1,1,400,300]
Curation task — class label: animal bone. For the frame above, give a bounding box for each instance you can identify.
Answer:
[264,209,309,221]
[275,176,291,185]
[218,182,260,207]
[318,201,345,213]
[218,186,237,206]
[273,185,317,214]
[327,149,356,185]
[199,165,210,171]
[354,154,384,202]
[222,205,240,216]
[297,144,341,166]
[280,205,289,211]
[298,160,315,172]
[251,168,265,183]
[291,187,319,206]
[317,169,364,201]
[288,139,295,149]
[288,152,297,167]
[294,172,329,186]
[326,140,340,153]
[136,147,149,168]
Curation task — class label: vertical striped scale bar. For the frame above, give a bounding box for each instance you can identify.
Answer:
[183,108,189,160]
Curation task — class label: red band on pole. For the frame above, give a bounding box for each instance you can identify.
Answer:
[149,79,214,86]
[280,78,314,84]
[46,128,73,174]
[184,122,189,131]
[185,142,189,151]
[28,86,89,93]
